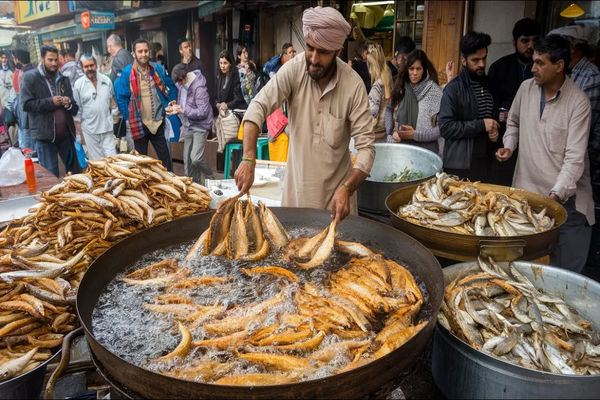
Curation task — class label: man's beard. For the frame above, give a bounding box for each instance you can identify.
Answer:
[86,71,96,80]
[306,57,335,81]
[516,49,533,64]
[44,65,57,77]
[467,66,485,81]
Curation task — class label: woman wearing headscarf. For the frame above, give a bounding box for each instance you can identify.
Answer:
[385,49,443,154]
[366,43,393,140]
[214,50,246,114]
[236,44,260,106]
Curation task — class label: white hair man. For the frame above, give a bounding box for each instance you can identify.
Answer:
[73,54,116,160]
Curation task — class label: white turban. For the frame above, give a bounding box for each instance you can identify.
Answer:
[302,6,351,51]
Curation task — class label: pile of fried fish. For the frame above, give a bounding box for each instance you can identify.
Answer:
[398,173,555,236]
[0,152,210,382]
[438,257,599,375]
[120,195,426,385]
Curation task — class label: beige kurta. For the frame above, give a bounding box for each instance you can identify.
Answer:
[503,77,595,224]
[137,64,163,134]
[243,53,375,213]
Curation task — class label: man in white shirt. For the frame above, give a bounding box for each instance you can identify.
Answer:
[496,35,594,272]
[73,54,116,160]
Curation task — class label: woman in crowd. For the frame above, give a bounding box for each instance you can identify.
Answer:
[215,50,246,113]
[236,44,260,106]
[169,63,214,184]
[366,43,393,139]
[385,49,443,154]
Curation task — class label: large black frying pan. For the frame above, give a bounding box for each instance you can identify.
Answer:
[76,208,443,399]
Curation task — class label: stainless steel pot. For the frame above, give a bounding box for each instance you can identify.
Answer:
[0,349,61,400]
[357,143,442,214]
[432,261,600,399]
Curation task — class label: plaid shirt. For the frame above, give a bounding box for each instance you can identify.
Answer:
[570,57,600,186]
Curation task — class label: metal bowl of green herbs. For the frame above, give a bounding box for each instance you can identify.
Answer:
[357,143,442,214]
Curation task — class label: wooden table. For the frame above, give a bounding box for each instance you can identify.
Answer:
[0,163,61,200]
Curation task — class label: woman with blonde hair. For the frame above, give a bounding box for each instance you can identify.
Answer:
[366,44,393,139]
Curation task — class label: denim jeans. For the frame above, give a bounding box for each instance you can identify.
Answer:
[18,127,34,151]
[34,136,82,177]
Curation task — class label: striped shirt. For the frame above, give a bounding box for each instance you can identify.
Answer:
[470,78,494,119]
[569,57,600,186]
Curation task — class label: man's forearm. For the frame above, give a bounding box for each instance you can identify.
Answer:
[242,121,260,159]
[342,168,369,193]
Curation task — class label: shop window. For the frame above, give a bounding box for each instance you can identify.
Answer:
[394,0,425,51]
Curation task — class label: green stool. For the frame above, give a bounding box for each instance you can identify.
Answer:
[224,138,270,179]
[257,137,270,161]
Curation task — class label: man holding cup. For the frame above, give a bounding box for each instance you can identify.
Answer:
[21,44,81,177]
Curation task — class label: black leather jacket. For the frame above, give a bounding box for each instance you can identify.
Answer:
[21,65,78,143]
[438,69,496,169]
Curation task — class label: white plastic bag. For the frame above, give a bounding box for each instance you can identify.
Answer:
[0,148,26,187]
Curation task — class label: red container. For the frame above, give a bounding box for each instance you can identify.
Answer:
[24,156,36,193]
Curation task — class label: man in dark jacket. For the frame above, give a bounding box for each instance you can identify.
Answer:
[438,32,499,182]
[351,42,371,94]
[107,34,134,83]
[21,44,81,177]
[488,18,540,186]
[176,38,207,77]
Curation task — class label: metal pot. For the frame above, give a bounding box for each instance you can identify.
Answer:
[432,261,600,399]
[0,348,61,400]
[386,182,567,261]
[76,209,444,399]
[357,143,442,214]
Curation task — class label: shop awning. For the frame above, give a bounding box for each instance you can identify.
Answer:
[198,0,224,19]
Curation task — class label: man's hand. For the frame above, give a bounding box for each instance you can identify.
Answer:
[495,148,512,162]
[484,118,499,133]
[392,131,402,143]
[61,97,71,108]
[549,193,559,202]
[234,160,255,193]
[488,129,499,142]
[330,185,350,223]
[52,96,63,106]
[398,125,415,140]
[445,60,456,82]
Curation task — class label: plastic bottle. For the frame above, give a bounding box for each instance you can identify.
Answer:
[24,156,36,193]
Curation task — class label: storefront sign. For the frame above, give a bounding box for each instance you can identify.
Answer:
[15,1,61,24]
[80,11,115,31]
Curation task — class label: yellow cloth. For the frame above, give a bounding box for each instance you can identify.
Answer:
[269,132,289,162]
[243,52,375,213]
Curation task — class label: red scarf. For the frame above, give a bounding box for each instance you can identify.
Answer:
[128,61,169,139]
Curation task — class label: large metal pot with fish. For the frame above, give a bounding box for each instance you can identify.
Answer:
[76,208,444,399]
[0,348,61,399]
[432,260,600,399]
[385,181,567,261]
[357,143,442,214]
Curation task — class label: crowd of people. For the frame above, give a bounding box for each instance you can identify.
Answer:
[0,7,598,272]
[0,35,296,185]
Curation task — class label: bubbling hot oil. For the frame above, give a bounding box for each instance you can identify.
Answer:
[92,227,431,382]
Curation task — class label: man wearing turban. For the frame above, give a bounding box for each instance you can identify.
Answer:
[235,6,375,222]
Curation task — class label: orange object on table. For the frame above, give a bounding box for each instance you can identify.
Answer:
[24,157,36,193]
